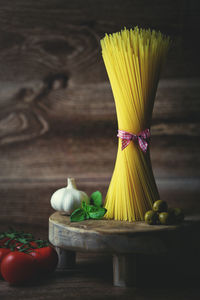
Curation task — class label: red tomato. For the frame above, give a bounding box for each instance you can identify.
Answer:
[0,248,11,277]
[30,246,58,273]
[1,251,37,284]
[0,248,11,264]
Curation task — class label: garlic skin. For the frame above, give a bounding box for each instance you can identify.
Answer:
[50,178,89,215]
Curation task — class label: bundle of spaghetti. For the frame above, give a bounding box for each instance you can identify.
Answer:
[101,27,170,221]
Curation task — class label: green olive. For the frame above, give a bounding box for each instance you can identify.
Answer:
[168,207,184,223]
[144,210,158,225]
[159,212,171,225]
[153,200,168,213]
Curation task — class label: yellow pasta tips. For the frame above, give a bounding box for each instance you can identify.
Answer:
[101,27,170,221]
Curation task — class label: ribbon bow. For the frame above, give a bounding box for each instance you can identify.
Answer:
[117,129,150,153]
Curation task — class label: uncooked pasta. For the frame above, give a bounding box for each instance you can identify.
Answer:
[101,27,170,221]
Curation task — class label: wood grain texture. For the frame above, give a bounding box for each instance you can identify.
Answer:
[112,254,136,287]
[0,0,199,146]
[49,212,183,235]
[49,212,195,256]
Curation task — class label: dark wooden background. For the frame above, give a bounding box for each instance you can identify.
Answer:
[0,0,200,236]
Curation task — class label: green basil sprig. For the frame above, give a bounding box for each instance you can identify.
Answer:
[70,191,107,222]
[90,191,102,207]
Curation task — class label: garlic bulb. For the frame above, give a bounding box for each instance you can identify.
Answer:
[50,178,89,215]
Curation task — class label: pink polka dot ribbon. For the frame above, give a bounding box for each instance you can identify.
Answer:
[117,128,151,153]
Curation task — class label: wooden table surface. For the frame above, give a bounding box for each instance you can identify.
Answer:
[0,251,200,300]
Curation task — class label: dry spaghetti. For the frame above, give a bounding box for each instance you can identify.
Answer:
[101,27,170,221]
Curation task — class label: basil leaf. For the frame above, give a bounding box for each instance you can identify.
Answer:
[70,208,86,222]
[81,201,87,210]
[85,212,90,220]
[85,205,98,213]
[81,201,90,219]
[90,191,102,207]
[88,207,107,220]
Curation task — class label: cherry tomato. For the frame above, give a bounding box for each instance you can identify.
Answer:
[30,246,58,273]
[0,248,11,277]
[0,248,11,263]
[1,251,37,284]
